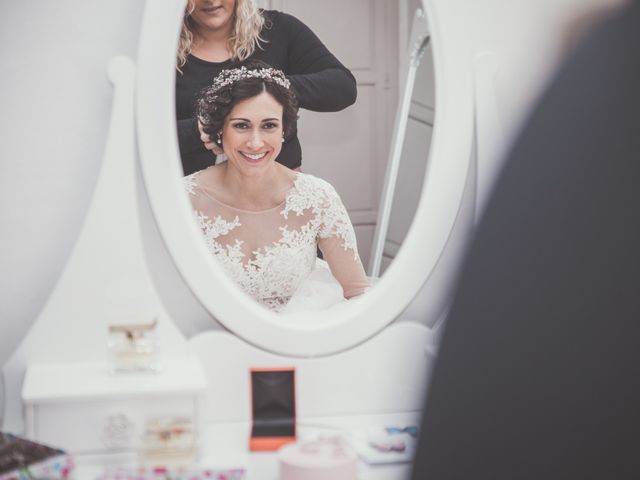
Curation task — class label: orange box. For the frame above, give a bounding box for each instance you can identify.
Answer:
[249,367,296,451]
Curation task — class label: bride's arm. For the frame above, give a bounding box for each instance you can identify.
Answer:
[315,180,369,299]
[319,236,369,299]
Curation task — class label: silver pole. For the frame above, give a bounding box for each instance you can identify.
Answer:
[369,9,430,278]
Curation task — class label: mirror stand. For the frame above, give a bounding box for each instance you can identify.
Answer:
[369,8,431,278]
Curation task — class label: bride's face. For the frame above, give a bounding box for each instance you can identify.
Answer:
[221,91,284,177]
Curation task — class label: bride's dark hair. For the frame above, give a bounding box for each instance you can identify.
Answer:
[196,60,299,141]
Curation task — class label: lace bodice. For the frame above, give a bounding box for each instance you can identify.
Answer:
[184,171,369,311]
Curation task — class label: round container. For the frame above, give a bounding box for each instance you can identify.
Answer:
[278,437,358,480]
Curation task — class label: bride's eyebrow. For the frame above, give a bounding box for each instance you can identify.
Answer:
[228,117,280,123]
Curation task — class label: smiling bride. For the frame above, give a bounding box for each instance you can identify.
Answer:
[184,60,369,312]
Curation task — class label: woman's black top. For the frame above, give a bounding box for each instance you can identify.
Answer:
[176,10,357,175]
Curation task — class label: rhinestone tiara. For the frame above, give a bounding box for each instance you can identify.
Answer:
[211,66,291,92]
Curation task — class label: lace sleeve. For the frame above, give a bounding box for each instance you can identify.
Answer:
[315,181,358,257]
[183,172,197,195]
[315,180,369,299]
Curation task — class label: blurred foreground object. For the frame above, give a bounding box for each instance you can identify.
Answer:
[0,432,73,480]
[412,2,640,479]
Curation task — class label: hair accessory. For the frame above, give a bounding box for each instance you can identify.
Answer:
[211,66,291,92]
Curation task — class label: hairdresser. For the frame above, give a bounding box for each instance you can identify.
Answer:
[176,0,357,175]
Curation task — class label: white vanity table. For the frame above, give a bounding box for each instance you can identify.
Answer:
[21,324,429,480]
[70,412,420,480]
[19,321,429,479]
[22,356,207,455]
[22,354,421,480]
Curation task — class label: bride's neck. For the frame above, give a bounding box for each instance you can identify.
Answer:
[220,163,293,210]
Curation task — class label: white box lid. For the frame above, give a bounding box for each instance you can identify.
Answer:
[22,355,207,404]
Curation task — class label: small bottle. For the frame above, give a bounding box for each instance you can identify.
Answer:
[140,416,196,467]
[107,319,160,373]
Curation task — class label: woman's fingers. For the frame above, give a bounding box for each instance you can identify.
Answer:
[205,142,224,155]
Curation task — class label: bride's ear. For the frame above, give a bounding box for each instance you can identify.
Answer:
[198,121,224,155]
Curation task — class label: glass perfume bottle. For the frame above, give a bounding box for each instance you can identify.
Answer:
[139,416,196,467]
[107,319,160,373]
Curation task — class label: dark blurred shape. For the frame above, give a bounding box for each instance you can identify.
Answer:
[0,431,72,478]
[412,2,640,479]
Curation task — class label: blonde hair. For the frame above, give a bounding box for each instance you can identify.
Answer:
[177,0,266,72]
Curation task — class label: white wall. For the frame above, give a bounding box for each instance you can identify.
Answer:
[462,0,627,151]
[0,0,146,368]
[0,1,155,430]
[0,0,628,429]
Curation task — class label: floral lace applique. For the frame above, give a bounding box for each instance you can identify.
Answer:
[183,173,196,195]
[282,175,359,259]
[184,172,359,311]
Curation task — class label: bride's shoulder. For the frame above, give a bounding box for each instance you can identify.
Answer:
[293,172,339,197]
[283,173,347,217]
[183,166,221,195]
[183,171,201,195]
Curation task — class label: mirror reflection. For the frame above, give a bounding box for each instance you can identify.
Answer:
[174,0,435,313]
[175,0,358,175]
[183,59,369,312]
[371,6,434,275]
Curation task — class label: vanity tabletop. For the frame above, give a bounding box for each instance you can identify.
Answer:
[73,411,421,480]
[22,357,207,403]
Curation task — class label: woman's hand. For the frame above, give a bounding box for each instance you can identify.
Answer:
[198,121,224,155]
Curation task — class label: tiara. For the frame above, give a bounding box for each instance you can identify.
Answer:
[211,66,291,92]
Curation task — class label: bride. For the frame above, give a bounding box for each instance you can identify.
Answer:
[184,60,369,312]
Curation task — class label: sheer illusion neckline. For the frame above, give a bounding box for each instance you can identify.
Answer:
[197,172,301,214]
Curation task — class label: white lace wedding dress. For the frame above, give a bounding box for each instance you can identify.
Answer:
[184,170,369,312]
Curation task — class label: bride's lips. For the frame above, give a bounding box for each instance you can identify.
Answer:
[239,151,269,163]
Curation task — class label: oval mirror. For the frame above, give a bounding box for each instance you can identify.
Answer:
[136,0,474,356]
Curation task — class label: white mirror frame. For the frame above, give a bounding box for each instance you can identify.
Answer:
[135,0,474,357]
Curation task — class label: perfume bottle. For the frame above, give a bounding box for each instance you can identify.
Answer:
[139,416,196,467]
[107,319,160,373]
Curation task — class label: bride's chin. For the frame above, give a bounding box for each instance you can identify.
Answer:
[231,160,275,177]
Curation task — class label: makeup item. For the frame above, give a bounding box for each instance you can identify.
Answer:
[349,424,420,465]
[367,424,420,452]
[107,319,159,373]
[368,435,406,452]
[140,417,195,467]
[278,436,357,480]
[384,425,419,438]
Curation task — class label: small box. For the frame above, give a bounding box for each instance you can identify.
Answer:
[249,367,296,451]
[22,356,206,456]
